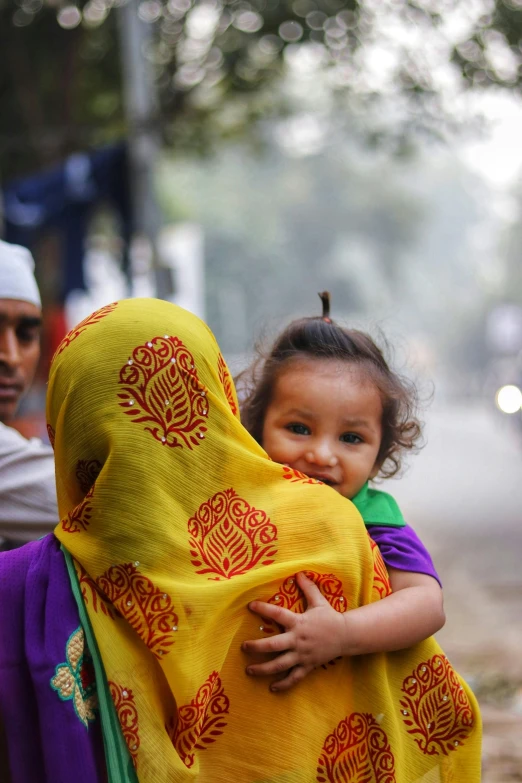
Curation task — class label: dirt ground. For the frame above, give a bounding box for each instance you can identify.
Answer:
[436,542,522,783]
[388,403,522,782]
[408,529,522,782]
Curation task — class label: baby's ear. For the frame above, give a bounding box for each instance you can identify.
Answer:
[369,459,382,480]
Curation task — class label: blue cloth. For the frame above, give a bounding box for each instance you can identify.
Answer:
[2,144,132,300]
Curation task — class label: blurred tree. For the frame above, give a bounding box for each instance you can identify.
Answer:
[2,0,522,180]
[452,0,522,89]
[157,139,493,360]
[157,143,428,349]
[0,5,124,178]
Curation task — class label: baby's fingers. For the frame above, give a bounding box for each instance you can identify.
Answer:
[246,651,298,678]
[296,572,328,608]
[241,631,293,656]
[248,600,297,629]
[270,664,315,693]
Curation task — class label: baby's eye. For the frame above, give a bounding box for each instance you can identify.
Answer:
[340,433,362,444]
[287,423,310,436]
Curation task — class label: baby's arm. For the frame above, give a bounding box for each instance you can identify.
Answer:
[242,569,444,692]
[341,567,444,653]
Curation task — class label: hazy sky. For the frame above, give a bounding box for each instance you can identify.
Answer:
[461,91,522,191]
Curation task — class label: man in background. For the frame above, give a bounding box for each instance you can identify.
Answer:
[0,239,57,546]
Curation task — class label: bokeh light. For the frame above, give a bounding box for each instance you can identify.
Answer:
[138,0,162,24]
[233,10,263,34]
[495,384,522,414]
[279,20,303,43]
[57,4,82,28]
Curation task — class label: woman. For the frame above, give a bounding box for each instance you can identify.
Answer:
[0,298,481,781]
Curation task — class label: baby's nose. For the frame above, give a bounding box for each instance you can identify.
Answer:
[306,443,338,467]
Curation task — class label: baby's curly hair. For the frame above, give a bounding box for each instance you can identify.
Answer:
[236,293,422,479]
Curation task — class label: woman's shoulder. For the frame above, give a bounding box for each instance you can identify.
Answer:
[0,534,60,595]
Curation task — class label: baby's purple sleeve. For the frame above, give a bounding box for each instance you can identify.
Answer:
[367,524,441,587]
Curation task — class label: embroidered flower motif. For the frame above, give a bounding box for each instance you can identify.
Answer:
[61,484,95,533]
[118,335,208,448]
[50,627,97,728]
[282,466,323,484]
[262,571,347,636]
[96,563,178,658]
[54,302,118,358]
[75,459,102,494]
[399,654,475,755]
[188,488,278,580]
[317,713,396,783]
[167,672,229,768]
[217,354,238,417]
[46,424,55,449]
[369,536,392,601]
[109,682,140,768]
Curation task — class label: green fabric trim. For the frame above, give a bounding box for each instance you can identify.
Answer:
[351,482,406,528]
[62,546,138,783]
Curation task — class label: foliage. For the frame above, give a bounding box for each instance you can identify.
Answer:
[0,2,124,178]
[453,0,522,89]
[1,0,522,181]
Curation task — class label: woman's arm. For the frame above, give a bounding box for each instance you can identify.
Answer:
[242,569,445,692]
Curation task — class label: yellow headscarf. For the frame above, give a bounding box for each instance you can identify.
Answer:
[47,298,481,782]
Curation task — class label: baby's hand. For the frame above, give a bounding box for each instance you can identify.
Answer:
[241,572,346,692]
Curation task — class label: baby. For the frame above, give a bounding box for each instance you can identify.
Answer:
[240,293,444,691]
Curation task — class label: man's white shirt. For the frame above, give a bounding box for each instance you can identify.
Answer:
[0,421,57,544]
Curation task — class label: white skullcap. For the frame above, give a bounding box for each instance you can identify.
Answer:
[0,240,41,309]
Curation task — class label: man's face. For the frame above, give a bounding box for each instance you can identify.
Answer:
[0,299,42,423]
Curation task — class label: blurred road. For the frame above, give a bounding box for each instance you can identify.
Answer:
[388,400,522,666]
[391,400,522,586]
[388,402,522,781]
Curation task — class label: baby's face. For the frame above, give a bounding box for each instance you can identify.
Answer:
[262,358,383,499]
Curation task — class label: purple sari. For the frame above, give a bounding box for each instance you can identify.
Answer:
[0,535,106,782]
